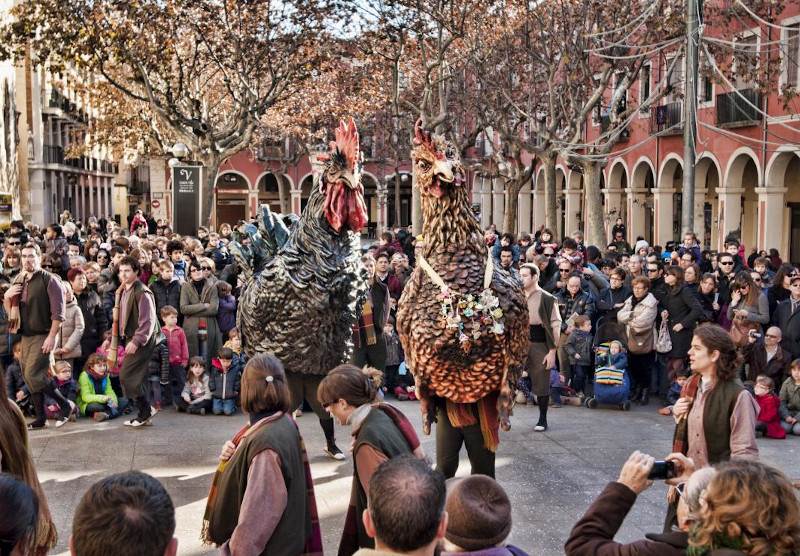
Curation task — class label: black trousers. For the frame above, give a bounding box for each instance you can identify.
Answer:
[435,404,495,479]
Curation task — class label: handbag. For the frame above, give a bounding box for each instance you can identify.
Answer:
[627,324,655,354]
[655,319,673,354]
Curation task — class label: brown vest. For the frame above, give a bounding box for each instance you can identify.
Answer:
[537,290,557,351]
[207,415,310,556]
[700,380,744,464]
[121,281,160,342]
[20,270,60,336]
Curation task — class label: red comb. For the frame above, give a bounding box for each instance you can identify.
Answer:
[413,118,435,152]
[328,118,360,170]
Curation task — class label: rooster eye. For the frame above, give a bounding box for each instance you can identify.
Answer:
[445,146,455,159]
[417,160,431,171]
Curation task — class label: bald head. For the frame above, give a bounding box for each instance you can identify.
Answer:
[766,326,782,342]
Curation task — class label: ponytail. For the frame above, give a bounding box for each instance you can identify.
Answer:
[318,364,383,408]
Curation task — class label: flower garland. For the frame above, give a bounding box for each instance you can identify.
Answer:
[416,243,505,352]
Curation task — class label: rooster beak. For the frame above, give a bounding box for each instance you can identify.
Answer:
[433,160,454,184]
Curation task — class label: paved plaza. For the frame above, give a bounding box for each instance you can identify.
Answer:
[31,401,798,556]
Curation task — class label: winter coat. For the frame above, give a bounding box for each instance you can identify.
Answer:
[565,481,686,556]
[660,284,705,359]
[45,237,69,272]
[180,279,222,366]
[209,358,242,400]
[556,290,596,331]
[767,284,791,318]
[695,290,719,323]
[617,293,658,354]
[217,294,237,336]
[75,289,107,358]
[727,292,770,328]
[742,340,791,386]
[46,377,76,406]
[385,330,404,367]
[182,374,212,402]
[492,242,521,264]
[772,298,800,359]
[755,393,786,439]
[77,370,118,415]
[539,259,559,293]
[55,294,85,360]
[609,352,628,369]
[779,378,800,419]
[151,278,182,318]
[163,326,189,367]
[148,337,170,384]
[210,246,232,270]
[0,304,17,359]
[566,330,594,366]
[5,359,26,398]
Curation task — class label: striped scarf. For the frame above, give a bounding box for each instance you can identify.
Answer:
[446,392,501,453]
[352,298,376,349]
[201,413,323,555]
[672,373,701,455]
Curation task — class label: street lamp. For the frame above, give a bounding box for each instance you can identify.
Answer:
[171,142,189,159]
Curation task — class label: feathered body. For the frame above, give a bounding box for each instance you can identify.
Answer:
[231,119,369,375]
[396,123,528,431]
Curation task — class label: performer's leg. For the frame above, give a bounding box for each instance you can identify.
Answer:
[435,405,463,479]
[28,392,46,428]
[461,423,496,478]
[536,395,550,430]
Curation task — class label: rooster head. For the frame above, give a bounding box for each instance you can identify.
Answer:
[412,119,465,200]
[318,118,368,234]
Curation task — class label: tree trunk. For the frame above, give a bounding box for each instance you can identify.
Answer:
[583,161,606,247]
[542,154,557,233]
[394,169,402,227]
[198,155,221,228]
[502,177,524,235]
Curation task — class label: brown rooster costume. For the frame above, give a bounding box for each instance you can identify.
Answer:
[396,121,528,478]
[230,118,369,459]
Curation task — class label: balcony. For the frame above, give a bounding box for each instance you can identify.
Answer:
[650,102,683,135]
[716,88,762,128]
[43,144,64,164]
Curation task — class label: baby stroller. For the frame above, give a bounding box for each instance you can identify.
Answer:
[585,342,631,411]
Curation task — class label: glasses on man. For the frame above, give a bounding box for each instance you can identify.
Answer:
[765,333,780,339]
[647,268,659,273]
[720,261,734,266]
[559,268,571,273]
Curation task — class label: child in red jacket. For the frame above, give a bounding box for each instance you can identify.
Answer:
[754,375,786,439]
[161,305,189,407]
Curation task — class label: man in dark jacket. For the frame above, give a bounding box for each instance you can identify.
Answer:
[742,327,791,387]
[773,275,800,360]
[151,260,182,324]
[534,254,559,293]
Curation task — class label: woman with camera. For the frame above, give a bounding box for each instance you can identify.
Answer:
[727,271,769,347]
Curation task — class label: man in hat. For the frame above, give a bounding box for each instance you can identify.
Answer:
[442,475,527,555]
[112,256,161,427]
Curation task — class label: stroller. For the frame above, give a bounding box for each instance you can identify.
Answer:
[585,342,631,411]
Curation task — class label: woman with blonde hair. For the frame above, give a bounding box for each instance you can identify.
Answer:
[689,459,800,555]
[317,364,424,555]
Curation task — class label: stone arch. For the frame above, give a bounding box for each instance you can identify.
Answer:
[255,171,294,192]
[630,157,656,244]
[606,159,629,239]
[765,149,800,261]
[695,153,722,250]
[765,148,800,189]
[215,171,250,226]
[724,148,761,250]
[657,153,684,191]
[555,166,567,239]
[657,154,683,244]
[215,170,251,190]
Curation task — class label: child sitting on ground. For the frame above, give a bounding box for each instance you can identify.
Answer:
[96,330,125,398]
[77,354,124,422]
[565,315,593,398]
[754,375,785,439]
[780,359,800,436]
[4,341,31,416]
[209,347,242,416]
[176,356,213,415]
[45,361,77,421]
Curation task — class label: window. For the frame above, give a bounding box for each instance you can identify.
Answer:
[667,55,685,103]
[639,63,651,110]
[784,22,800,88]
[733,34,759,89]
[698,54,714,104]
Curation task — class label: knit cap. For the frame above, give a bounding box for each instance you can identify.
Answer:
[445,475,512,551]
[634,239,649,254]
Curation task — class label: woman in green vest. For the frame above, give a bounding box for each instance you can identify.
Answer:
[202,354,322,556]
[317,364,424,556]
[672,323,759,468]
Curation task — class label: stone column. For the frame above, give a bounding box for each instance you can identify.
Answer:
[517,185,532,235]
[290,188,302,215]
[377,183,388,236]
[652,187,675,246]
[564,188,582,237]
[481,176,492,229]
[88,175,95,217]
[532,188,546,232]
[603,188,624,240]
[756,187,787,251]
[717,187,744,252]
[626,187,648,242]
[693,188,707,246]
[492,177,504,230]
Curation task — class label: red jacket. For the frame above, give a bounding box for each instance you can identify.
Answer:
[756,393,786,439]
[163,326,189,367]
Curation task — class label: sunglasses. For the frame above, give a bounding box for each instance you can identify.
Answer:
[201,267,212,271]
[720,261,734,266]
[765,333,780,339]
[7,241,19,246]
[753,278,762,283]
[559,269,571,273]
[647,268,659,273]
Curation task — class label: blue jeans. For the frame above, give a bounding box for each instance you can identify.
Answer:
[550,386,562,404]
[213,398,236,415]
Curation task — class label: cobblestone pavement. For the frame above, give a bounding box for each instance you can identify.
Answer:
[30,400,798,556]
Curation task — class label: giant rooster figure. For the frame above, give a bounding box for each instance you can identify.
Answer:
[231,118,369,459]
[396,121,528,477]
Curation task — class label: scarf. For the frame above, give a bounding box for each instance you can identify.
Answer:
[353,297,376,349]
[445,392,501,452]
[6,270,30,334]
[686,532,747,556]
[201,412,323,555]
[672,373,701,455]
